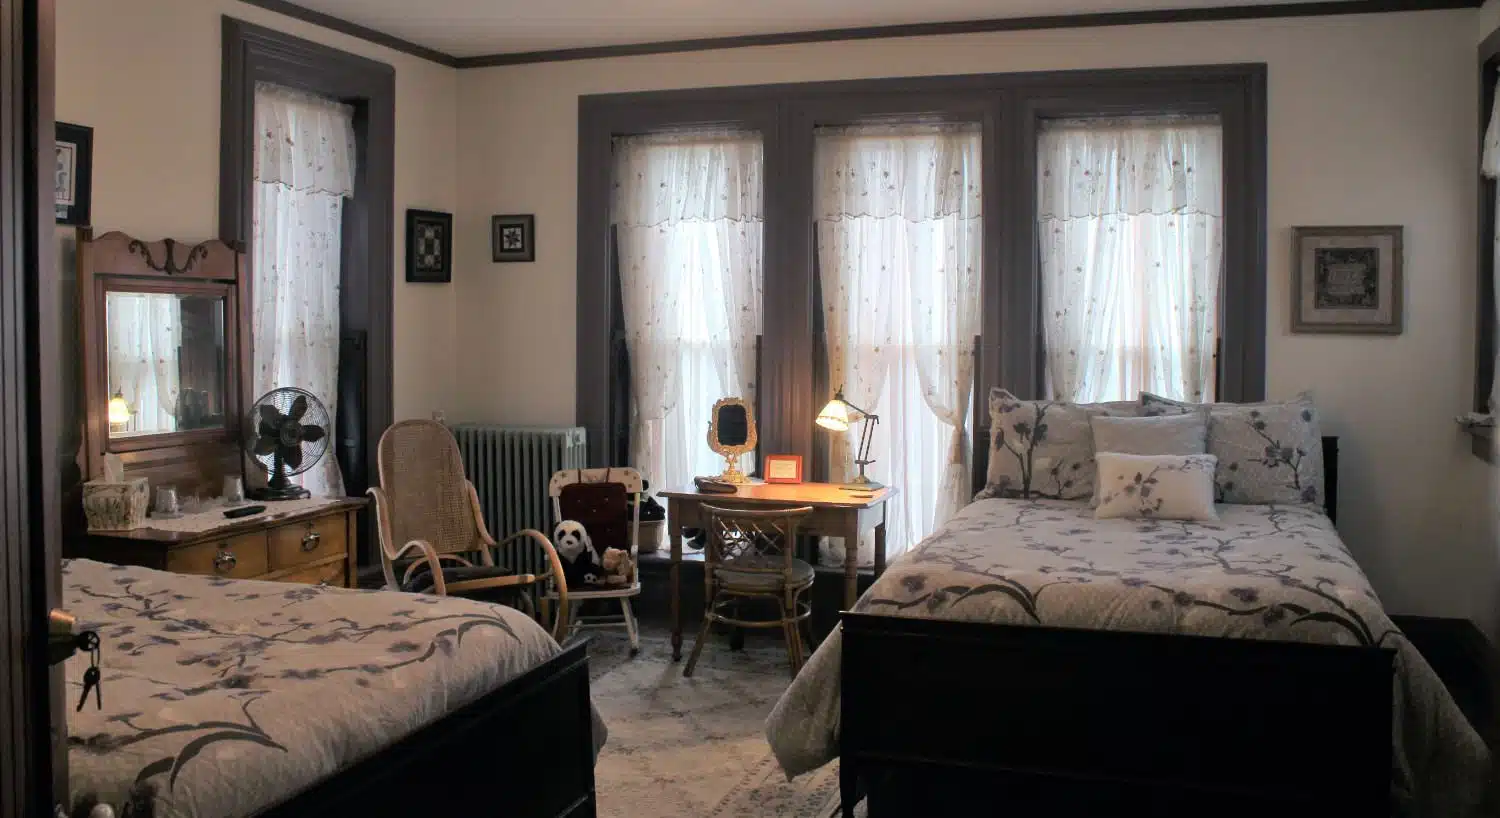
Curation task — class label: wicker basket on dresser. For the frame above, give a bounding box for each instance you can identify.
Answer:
[69,498,366,587]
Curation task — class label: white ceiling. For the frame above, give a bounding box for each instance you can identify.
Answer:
[282,0,1351,58]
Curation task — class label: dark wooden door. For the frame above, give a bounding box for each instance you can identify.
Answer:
[0,0,60,816]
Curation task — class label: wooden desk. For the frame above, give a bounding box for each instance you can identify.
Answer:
[659,483,893,661]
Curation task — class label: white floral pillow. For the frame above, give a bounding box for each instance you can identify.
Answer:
[1095,452,1220,522]
[1140,392,1325,506]
[978,389,1133,501]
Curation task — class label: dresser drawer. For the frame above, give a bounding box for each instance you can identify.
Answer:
[268,513,347,570]
[167,532,269,579]
[277,558,346,587]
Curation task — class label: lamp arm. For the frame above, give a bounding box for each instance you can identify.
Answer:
[856,413,879,465]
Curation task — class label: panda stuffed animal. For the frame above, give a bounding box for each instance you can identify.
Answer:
[553,520,603,588]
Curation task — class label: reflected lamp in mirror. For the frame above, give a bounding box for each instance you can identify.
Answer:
[707,397,757,484]
[817,388,883,491]
[107,389,132,432]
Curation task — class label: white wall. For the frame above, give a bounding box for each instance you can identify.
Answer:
[55,0,460,422]
[1483,0,1500,42]
[455,9,1500,627]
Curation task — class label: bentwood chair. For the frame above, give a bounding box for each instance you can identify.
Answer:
[368,420,569,640]
[684,504,815,678]
[546,467,644,655]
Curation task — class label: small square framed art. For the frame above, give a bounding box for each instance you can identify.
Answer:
[492,214,536,263]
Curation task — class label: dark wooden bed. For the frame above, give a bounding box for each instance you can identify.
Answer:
[837,436,1399,818]
[260,638,597,818]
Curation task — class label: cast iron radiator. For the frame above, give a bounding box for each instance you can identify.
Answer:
[450,424,588,577]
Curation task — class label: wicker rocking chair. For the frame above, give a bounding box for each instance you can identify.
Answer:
[368,420,569,640]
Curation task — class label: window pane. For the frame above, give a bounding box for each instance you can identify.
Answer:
[611,131,764,496]
[1037,116,1223,404]
[815,123,982,561]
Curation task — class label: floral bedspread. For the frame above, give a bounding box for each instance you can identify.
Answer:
[765,499,1489,817]
[63,559,606,818]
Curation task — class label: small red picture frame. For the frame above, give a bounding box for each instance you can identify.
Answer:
[763,454,804,484]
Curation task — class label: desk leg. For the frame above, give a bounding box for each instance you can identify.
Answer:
[843,517,858,610]
[670,504,684,661]
[873,502,888,581]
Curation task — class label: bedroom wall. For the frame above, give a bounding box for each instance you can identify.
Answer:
[53,0,460,442]
[454,9,1500,629]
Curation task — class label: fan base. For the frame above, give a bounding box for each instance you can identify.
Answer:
[250,486,311,502]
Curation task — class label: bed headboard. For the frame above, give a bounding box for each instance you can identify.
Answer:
[1322,435,1338,525]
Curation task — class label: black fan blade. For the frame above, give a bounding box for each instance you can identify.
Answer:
[301,425,326,443]
[254,436,279,456]
[283,445,304,469]
[258,419,279,440]
[259,403,286,426]
[288,394,309,422]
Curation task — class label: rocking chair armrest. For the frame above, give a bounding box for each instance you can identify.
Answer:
[495,529,570,642]
[466,480,498,547]
[443,573,541,594]
[393,539,447,596]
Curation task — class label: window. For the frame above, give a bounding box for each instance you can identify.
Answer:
[577,67,1267,553]
[815,123,982,559]
[1037,116,1223,403]
[251,83,356,496]
[611,131,764,496]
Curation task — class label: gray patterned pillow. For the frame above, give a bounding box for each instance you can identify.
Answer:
[1091,413,1208,457]
[978,389,1133,501]
[1090,413,1209,506]
[1140,392,1325,506]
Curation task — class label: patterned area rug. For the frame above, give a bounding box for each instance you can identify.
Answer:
[585,628,849,818]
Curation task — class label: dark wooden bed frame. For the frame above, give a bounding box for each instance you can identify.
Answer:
[839,436,1399,818]
[260,639,598,818]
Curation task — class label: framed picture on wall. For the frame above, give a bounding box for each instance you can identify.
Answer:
[1291,225,1404,334]
[406,209,453,283]
[55,121,93,226]
[492,214,536,263]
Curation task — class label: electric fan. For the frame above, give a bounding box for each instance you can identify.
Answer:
[244,387,330,501]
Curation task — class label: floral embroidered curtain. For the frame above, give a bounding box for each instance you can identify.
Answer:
[1482,82,1500,415]
[815,123,983,563]
[1038,116,1223,404]
[612,131,764,495]
[251,83,356,497]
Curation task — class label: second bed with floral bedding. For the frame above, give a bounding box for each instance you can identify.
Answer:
[62,558,607,818]
[765,498,1489,817]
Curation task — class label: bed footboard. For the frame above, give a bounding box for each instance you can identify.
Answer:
[262,638,597,818]
[839,613,1393,818]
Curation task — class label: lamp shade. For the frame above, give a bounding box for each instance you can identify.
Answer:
[816,398,852,432]
[107,392,131,425]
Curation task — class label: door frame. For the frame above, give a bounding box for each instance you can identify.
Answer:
[0,0,61,815]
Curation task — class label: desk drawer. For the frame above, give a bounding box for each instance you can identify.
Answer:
[167,532,269,579]
[268,513,347,570]
[277,558,347,587]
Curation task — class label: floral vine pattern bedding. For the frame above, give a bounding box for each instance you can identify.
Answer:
[765,499,1489,817]
[62,559,606,818]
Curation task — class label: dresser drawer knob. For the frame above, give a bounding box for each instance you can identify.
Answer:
[213,550,237,573]
[300,530,322,552]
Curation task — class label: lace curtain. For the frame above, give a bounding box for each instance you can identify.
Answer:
[612,132,764,496]
[252,83,356,497]
[1038,116,1223,403]
[815,123,983,563]
[105,292,181,434]
[1483,81,1500,415]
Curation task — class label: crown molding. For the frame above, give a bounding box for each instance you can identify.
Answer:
[236,0,460,67]
[244,0,1480,70]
